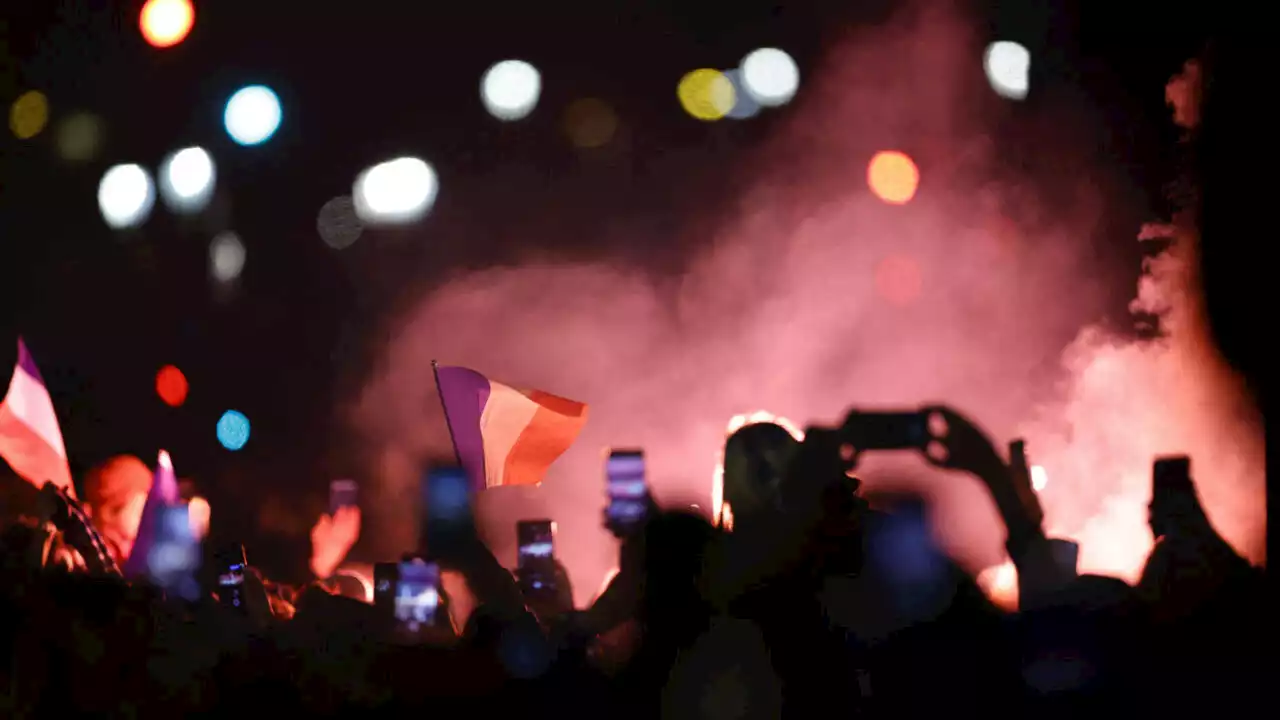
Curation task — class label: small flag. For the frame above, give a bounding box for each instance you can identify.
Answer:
[0,338,74,495]
[122,449,181,577]
[434,364,588,491]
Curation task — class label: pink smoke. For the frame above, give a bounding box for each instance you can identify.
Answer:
[348,9,1263,602]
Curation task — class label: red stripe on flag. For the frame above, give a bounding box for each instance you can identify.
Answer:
[500,391,588,487]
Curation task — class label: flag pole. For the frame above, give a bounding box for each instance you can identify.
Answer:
[431,359,465,467]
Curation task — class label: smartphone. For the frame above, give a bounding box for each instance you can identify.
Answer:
[394,557,441,633]
[606,449,648,531]
[1153,456,1192,494]
[422,466,473,553]
[517,520,557,593]
[330,479,359,515]
[373,561,399,614]
[148,505,202,601]
[215,545,249,611]
[840,411,929,452]
[1048,538,1080,576]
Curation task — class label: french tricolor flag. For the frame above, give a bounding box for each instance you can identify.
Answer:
[0,338,74,497]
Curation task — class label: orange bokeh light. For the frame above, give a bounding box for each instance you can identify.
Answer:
[156,365,189,407]
[140,0,195,49]
[867,150,920,205]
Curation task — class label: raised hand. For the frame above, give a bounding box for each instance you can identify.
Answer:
[309,505,361,580]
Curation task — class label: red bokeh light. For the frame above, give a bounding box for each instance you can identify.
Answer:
[156,365,189,407]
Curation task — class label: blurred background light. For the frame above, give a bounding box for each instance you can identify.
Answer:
[159,146,216,213]
[209,231,246,282]
[97,164,156,229]
[224,85,282,146]
[563,97,618,149]
[216,410,251,451]
[317,195,364,249]
[9,90,49,139]
[984,41,1031,100]
[156,364,189,407]
[353,157,439,225]
[677,69,735,121]
[139,0,195,49]
[867,150,919,205]
[55,112,103,162]
[481,60,542,121]
[723,69,761,120]
[739,48,800,107]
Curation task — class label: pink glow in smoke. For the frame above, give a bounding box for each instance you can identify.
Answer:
[350,9,1263,601]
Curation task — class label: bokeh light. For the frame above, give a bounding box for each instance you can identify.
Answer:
[984,41,1031,100]
[317,195,364,249]
[156,365,189,407]
[9,90,49,139]
[874,254,923,305]
[867,150,919,205]
[677,69,735,121]
[1031,465,1049,492]
[224,85,282,146]
[353,157,439,225]
[723,69,761,120]
[480,60,541,121]
[139,0,195,49]
[209,231,246,282]
[97,164,156,229]
[159,146,216,213]
[55,112,103,161]
[216,410,251,451]
[563,98,618,149]
[740,48,800,107]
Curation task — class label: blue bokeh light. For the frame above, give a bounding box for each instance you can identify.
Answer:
[216,410,251,450]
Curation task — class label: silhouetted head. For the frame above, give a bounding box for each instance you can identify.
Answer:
[722,423,799,526]
[638,512,719,626]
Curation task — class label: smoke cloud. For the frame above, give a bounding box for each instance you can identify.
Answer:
[348,7,1263,601]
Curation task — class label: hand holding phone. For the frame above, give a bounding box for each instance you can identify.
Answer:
[394,557,442,635]
[422,466,474,558]
[215,544,249,611]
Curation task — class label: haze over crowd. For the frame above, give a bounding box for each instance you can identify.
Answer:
[346,3,1264,601]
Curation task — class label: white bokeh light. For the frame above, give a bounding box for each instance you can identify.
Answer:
[353,157,439,225]
[984,41,1031,100]
[97,164,156,229]
[209,231,246,282]
[223,85,282,146]
[480,60,542,121]
[159,146,216,213]
[740,48,800,107]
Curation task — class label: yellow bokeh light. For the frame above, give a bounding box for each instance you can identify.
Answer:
[677,69,735,121]
[10,90,50,140]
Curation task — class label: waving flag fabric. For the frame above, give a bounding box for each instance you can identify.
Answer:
[122,450,181,577]
[434,364,588,491]
[0,338,74,495]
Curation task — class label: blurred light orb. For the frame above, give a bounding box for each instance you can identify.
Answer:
[156,365,189,407]
[209,231,246,282]
[740,48,800,107]
[159,146,216,213]
[677,68,735,121]
[723,69,761,120]
[224,85,282,146]
[867,150,919,205]
[216,410,251,451]
[1030,465,1049,491]
[55,112,103,161]
[317,195,364,249]
[984,41,1030,100]
[481,60,541,121]
[97,164,156,229]
[139,0,195,49]
[563,97,618,149]
[353,157,439,225]
[9,90,49,139]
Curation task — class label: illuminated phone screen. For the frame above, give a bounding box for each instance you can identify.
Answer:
[394,559,440,632]
[606,451,647,525]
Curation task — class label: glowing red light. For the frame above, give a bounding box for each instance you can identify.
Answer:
[156,365,189,407]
